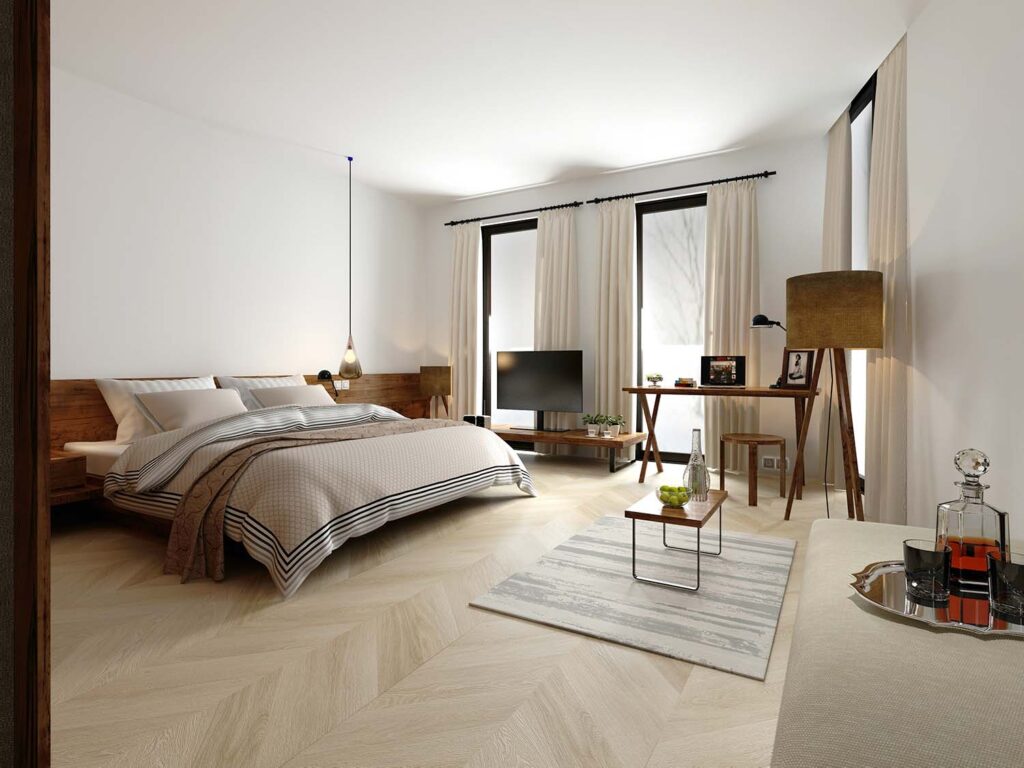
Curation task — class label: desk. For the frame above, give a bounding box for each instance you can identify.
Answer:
[622,386,815,498]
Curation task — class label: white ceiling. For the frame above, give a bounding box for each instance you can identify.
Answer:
[52,0,927,203]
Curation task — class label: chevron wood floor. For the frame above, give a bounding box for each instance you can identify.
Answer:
[51,455,833,768]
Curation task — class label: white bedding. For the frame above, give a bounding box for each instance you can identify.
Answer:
[63,440,129,476]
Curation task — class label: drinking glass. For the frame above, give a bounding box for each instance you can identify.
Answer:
[903,539,951,604]
[987,551,1024,625]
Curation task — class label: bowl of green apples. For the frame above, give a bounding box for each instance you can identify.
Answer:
[658,485,690,508]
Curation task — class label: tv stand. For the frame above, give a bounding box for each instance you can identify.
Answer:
[488,423,647,473]
[505,410,572,433]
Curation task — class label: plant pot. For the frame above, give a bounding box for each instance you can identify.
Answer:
[608,425,621,438]
[586,424,599,437]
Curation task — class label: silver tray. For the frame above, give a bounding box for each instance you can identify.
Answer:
[850,560,1024,637]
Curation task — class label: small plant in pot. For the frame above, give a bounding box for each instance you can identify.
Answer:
[646,373,664,387]
[582,413,600,437]
[605,415,625,438]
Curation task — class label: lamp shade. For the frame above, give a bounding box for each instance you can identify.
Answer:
[786,270,883,349]
[419,365,452,397]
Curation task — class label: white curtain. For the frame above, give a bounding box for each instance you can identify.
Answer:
[704,179,761,471]
[449,222,481,419]
[819,112,852,490]
[866,36,910,525]
[535,208,579,435]
[596,199,635,439]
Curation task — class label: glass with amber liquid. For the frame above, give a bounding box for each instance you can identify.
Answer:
[935,449,1009,626]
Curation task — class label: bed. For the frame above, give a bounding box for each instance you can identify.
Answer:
[52,376,535,596]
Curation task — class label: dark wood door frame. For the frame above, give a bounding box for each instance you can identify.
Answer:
[12,0,51,765]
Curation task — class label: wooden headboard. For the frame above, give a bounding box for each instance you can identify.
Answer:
[50,373,430,450]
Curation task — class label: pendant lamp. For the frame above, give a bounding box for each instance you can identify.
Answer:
[339,155,363,379]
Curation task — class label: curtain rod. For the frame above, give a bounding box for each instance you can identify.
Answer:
[586,170,776,205]
[443,200,582,227]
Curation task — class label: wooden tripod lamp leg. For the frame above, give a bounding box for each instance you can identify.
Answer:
[785,349,825,520]
[833,349,865,521]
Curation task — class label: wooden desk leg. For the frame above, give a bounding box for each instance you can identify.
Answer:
[638,393,664,483]
[719,438,725,491]
[779,440,786,497]
[786,350,824,520]
[747,444,758,506]
[793,399,805,500]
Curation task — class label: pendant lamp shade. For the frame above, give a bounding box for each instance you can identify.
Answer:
[339,156,363,379]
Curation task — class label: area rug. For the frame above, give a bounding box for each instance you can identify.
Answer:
[470,516,796,680]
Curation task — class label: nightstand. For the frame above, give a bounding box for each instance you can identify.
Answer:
[50,450,104,507]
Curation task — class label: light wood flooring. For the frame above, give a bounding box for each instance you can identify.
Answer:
[51,456,835,768]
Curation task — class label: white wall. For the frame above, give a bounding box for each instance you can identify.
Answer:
[51,68,426,379]
[422,137,828,474]
[906,1,1024,527]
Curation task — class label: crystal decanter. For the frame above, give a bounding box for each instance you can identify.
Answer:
[685,428,711,502]
[935,449,1009,626]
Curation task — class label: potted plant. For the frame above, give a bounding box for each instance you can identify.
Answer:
[605,415,625,438]
[582,413,600,437]
[646,373,664,387]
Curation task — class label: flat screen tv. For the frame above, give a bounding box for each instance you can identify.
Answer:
[497,350,583,417]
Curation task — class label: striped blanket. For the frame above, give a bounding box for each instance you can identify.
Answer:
[105,404,536,596]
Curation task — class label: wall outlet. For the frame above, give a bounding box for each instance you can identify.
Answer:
[339,379,350,390]
[761,456,776,470]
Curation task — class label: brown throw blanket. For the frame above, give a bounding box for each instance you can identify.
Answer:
[164,419,469,584]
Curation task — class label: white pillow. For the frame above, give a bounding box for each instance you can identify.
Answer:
[251,384,336,408]
[134,389,247,433]
[216,375,307,409]
[95,376,216,444]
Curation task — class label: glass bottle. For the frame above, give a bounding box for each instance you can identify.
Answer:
[685,428,710,502]
[935,449,1009,626]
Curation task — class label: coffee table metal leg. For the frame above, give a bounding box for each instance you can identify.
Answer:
[662,509,722,556]
[631,519,701,592]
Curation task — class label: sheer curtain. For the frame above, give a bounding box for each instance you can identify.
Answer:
[704,179,760,471]
[535,208,579,436]
[866,36,910,524]
[449,222,481,419]
[596,199,635,439]
[820,112,852,490]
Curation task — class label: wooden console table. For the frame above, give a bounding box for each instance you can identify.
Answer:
[622,385,816,498]
[489,425,647,473]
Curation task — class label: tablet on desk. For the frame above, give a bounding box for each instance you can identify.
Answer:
[700,355,746,387]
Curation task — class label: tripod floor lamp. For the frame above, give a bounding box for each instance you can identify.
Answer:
[784,270,883,521]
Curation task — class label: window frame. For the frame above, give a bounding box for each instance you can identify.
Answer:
[481,217,539,417]
[634,193,708,463]
[847,72,875,491]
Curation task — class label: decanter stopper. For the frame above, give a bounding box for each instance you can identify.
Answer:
[954,448,990,488]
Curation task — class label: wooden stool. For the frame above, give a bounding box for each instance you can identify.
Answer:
[719,433,786,507]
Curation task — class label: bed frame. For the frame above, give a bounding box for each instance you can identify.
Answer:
[50,373,430,450]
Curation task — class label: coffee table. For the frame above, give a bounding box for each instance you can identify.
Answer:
[624,489,727,591]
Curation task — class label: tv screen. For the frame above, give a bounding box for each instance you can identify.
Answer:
[497,350,583,413]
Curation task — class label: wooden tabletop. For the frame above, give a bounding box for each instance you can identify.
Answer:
[624,489,727,528]
[623,385,815,398]
[489,425,646,448]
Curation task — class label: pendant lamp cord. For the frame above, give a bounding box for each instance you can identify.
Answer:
[347,156,353,336]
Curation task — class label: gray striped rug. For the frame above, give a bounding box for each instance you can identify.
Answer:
[470,516,796,680]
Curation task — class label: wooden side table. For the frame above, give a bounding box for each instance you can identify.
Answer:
[624,489,727,591]
[720,432,786,507]
[50,450,104,507]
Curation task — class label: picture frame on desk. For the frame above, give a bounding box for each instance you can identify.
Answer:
[781,349,815,389]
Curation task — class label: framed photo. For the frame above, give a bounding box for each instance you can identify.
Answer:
[781,348,814,389]
[700,355,746,387]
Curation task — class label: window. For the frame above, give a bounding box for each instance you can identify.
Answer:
[849,76,874,480]
[481,218,538,425]
[636,194,707,461]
